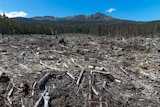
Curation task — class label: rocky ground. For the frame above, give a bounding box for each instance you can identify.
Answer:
[0,34,160,107]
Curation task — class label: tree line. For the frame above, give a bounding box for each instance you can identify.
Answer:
[0,14,160,37]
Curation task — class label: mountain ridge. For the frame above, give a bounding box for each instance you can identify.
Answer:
[10,12,160,24]
[1,12,160,36]
[12,12,160,28]
[31,12,118,21]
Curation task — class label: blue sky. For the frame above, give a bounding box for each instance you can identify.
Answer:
[0,0,160,21]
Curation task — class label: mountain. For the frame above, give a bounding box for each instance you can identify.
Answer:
[3,12,160,36]
[61,12,115,21]
[31,12,116,21]
[32,16,59,21]
[86,12,114,21]
[12,12,160,27]
[12,12,136,26]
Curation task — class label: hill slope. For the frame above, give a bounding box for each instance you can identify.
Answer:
[0,12,159,36]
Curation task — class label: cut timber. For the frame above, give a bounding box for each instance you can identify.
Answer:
[119,66,129,75]
[71,58,83,69]
[91,86,99,96]
[38,73,51,90]
[43,92,50,107]
[76,68,85,85]
[66,71,75,80]
[34,89,47,107]
[7,86,14,104]
[88,75,92,107]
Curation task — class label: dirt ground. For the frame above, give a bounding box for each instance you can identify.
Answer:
[0,34,160,107]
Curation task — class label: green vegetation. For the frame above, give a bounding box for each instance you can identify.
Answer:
[0,14,160,37]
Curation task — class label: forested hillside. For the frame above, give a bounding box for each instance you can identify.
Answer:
[0,13,160,37]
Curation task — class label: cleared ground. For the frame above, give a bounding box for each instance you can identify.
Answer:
[0,34,160,107]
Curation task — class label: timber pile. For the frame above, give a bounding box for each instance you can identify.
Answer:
[0,34,160,107]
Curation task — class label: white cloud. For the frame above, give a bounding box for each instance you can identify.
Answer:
[0,11,28,18]
[106,8,116,13]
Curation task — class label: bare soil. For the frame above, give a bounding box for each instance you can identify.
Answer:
[0,34,160,107]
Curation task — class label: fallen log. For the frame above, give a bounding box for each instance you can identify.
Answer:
[34,89,47,107]
[37,73,51,90]
[43,92,50,107]
[76,68,85,85]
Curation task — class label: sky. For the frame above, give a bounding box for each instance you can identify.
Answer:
[0,0,160,21]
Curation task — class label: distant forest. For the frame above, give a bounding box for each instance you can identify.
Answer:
[0,14,160,37]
